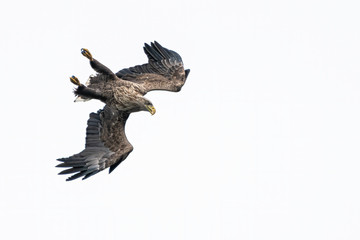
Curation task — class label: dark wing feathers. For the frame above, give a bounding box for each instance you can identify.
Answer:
[151,42,171,59]
[57,106,133,181]
[116,41,190,93]
[144,43,164,62]
[185,69,190,79]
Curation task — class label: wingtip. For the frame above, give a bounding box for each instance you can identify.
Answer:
[185,69,190,79]
[153,41,162,48]
[144,41,159,46]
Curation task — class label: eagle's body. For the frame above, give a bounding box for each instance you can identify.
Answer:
[57,42,190,181]
[85,74,147,111]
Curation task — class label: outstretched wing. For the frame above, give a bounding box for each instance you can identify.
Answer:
[56,106,133,181]
[116,41,190,94]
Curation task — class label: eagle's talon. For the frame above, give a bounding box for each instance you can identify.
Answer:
[70,76,81,86]
[81,48,93,60]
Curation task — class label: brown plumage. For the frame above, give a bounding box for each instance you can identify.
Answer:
[57,41,190,181]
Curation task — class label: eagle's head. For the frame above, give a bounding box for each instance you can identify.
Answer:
[141,98,156,115]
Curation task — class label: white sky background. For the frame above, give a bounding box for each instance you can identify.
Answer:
[1,0,360,239]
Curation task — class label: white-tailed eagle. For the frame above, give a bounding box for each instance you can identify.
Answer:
[57,41,190,181]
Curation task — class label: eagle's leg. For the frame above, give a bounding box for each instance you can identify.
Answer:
[70,76,107,102]
[81,48,116,79]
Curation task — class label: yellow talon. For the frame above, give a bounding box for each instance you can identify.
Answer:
[81,48,93,60]
[70,76,81,86]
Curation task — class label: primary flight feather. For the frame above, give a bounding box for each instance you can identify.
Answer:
[57,41,190,181]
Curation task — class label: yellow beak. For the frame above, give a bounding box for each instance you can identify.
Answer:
[146,105,156,115]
